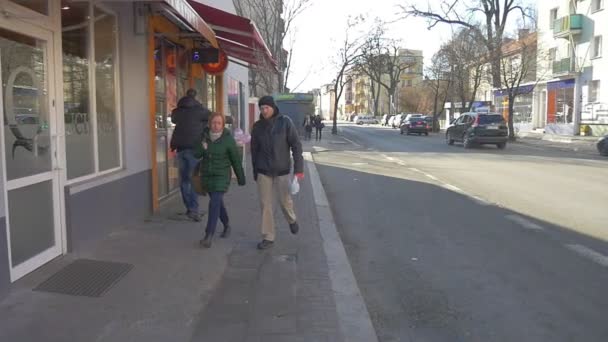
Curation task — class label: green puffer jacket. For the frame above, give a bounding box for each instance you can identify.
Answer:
[194,128,246,193]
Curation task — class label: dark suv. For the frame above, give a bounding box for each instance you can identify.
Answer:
[446,112,508,149]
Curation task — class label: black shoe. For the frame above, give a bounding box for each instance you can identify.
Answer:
[289,222,299,235]
[257,239,274,250]
[220,225,231,238]
[200,232,213,248]
[187,212,201,222]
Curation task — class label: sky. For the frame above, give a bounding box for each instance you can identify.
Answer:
[285,0,454,92]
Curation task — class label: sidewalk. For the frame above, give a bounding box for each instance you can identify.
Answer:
[0,153,375,341]
[515,131,599,154]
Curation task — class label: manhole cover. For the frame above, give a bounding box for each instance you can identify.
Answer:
[33,259,133,297]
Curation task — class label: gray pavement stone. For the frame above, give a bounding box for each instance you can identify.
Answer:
[0,156,345,342]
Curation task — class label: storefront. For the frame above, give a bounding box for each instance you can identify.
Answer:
[146,10,223,210]
[492,85,535,133]
[0,0,132,291]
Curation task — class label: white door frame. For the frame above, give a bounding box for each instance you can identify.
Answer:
[0,16,64,282]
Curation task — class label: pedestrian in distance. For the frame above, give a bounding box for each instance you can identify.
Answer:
[251,96,304,250]
[303,114,313,141]
[313,114,324,141]
[170,89,211,222]
[195,112,246,248]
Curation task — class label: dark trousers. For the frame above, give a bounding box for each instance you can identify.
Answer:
[178,149,199,213]
[304,127,312,140]
[206,192,229,234]
[315,127,322,141]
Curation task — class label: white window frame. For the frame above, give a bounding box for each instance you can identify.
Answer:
[65,2,123,185]
[549,8,558,29]
[589,80,600,102]
[592,35,602,59]
[592,0,604,12]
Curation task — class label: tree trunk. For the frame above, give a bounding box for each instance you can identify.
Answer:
[374,82,381,115]
[508,94,516,141]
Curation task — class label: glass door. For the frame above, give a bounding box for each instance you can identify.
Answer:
[0,21,62,280]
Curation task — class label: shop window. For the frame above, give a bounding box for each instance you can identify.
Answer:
[10,0,48,15]
[62,2,122,180]
[207,75,216,111]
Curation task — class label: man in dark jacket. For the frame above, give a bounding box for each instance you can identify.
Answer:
[170,89,210,221]
[251,96,304,249]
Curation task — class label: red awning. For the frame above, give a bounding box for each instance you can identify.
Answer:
[187,1,276,68]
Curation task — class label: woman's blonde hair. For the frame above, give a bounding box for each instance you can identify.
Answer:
[208,112,225,127]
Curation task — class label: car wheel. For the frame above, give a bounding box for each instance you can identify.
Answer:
[446,132,454,145]
[496,142,507,149]
[463,135,473,149]
[599,143,608,156]
[425,132,429,136]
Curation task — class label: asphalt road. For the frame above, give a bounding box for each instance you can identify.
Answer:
[313,123,608,342]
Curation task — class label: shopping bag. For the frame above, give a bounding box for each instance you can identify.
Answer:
[290,177,300,195]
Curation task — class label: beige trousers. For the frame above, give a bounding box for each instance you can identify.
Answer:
[257,174,297,241]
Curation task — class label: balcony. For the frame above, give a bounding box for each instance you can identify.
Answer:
[552,58,576,76]
[553,14,583,39]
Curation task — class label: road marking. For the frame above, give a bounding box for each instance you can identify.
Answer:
[565,244,608,268]
[505,214,545,231]
[408,167,421,173]
[341,135,361,147]
[352,162,368,166]
[396,161,406,166]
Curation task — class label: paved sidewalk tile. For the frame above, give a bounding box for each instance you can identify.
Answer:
[190,159,343,341]
[0,158,344,342]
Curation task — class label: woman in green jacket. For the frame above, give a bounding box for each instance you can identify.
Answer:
[195,112,246,248]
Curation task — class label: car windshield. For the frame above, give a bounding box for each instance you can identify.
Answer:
[478,115,505,124]
[409,117,424,122]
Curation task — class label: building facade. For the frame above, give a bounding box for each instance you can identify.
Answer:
[0,0,272,300]
[535,0,606,136]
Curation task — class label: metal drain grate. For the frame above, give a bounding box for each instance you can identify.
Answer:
[34,259,133,297]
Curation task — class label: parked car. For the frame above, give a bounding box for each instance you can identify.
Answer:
[391,114,405,128]
[446,112,508,149]
[382,114,394,126]
[598,135,608,156]
[400,116,431,135]
[404,113,424,122]
[355,115,378,125]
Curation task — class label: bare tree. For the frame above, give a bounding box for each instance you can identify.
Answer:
[234,0,311,94]
[402,0,533,88]
[499,32,537,141]
[330,18,364,134]
[358,24,385,115]
[444,28,487,112]
[425,45,453,131]
[358,23,418,115]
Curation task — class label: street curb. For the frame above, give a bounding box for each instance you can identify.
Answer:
[304,152,379,342]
